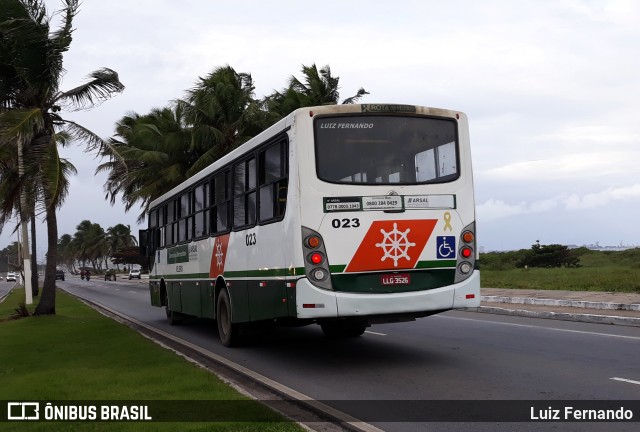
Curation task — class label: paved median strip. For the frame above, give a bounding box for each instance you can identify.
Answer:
[482,295,640,311]
[468,306,640,327]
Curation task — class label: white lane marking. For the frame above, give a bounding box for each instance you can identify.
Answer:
[129,291,137,294]
[365,330,387,336]
[435,315,640,340]
[115,289,120,291]
[611,377,640,386]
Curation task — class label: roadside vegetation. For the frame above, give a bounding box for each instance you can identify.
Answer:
[481,243,640,293]
[1,221,140,277]
[0,287,304,431]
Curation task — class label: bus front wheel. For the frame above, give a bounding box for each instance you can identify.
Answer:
[216,289,240,347]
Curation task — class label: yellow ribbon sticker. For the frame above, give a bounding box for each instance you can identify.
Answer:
[443,212,453,232]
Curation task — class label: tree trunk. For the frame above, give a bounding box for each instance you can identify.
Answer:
[30,215,39,297]
[34,206,58,315]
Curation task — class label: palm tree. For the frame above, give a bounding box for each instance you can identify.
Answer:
[180,65,277,173]
[57,233,77,274]
[264,63,369,117]
[99,65,274,221]
[106,223,137,270]
[70,220,109,272]
[0,0,124,314]
[0,131,72,296]
[98,106,194,222]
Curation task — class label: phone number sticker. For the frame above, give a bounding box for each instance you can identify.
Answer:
[362,195,402,211]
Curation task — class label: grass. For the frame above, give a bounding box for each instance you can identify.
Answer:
[481,267,640,292]
[0,287,305,432]
[480,248,640,292]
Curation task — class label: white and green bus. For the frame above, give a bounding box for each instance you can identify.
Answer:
[140,103,479,346]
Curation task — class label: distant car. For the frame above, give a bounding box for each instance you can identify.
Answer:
[6,272,17,282]
[129,269,141,280]
[55,269,65,281]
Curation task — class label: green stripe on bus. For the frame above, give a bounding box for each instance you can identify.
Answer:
[415,260,457,269]
[150,260,454,281]
[151,273,209,280]
[329,260,456,273]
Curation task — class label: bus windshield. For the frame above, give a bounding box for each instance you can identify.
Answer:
[315,115,459,185]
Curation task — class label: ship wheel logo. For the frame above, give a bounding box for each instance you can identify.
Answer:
[375,223,416,267]
[215,240,224,270]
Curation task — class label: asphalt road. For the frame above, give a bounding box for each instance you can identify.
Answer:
[60,277,640,432]
[0,279,16,301]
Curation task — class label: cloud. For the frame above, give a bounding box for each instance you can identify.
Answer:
[478,183,640,222]
[479,150,640,182]
[565,184,640,210]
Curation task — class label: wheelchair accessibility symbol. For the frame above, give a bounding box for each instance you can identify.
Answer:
[437,236,456,259]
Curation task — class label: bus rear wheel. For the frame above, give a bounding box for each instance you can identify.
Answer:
[320,318,368,338]
[216,289,240,347]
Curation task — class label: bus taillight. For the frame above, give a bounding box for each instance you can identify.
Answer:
[309,252,324,265]
[306,235,321,249]
[455,222,477,283]
[312,269,327,281]
[458,262,473,275]
[462,231,474,244]
[301,226,333,290]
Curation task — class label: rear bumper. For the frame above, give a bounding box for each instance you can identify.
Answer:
[295,271,480,319]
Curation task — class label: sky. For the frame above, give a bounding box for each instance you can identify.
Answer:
[2,0,640,259]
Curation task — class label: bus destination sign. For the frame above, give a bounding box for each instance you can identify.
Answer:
[361,104,416,113]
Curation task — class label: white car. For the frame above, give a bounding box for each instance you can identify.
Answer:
[129,269,141,280]
[6,272,17,282]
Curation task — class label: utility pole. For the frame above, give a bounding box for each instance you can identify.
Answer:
[17,137,33,305]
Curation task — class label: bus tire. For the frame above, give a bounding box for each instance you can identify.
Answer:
[165,291,181,326]
[320,319,367,338]
[216,289,239,347]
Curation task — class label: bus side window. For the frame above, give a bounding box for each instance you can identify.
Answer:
[258,140,288,223]
[233,158,257,228]
[212,171,230,233]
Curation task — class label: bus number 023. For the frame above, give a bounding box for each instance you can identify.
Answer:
[331,218,360,228]
[245,233,257,246]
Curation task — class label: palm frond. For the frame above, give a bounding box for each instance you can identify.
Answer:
[0,108,44,143]
[57,67,125,111]
[63,120,106,152]
[342,87,370,105]
[48,0,79,57]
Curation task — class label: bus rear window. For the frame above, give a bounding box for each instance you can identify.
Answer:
[314,115,459,185]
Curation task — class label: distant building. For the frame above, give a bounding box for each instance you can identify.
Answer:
[580,243,637,251]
